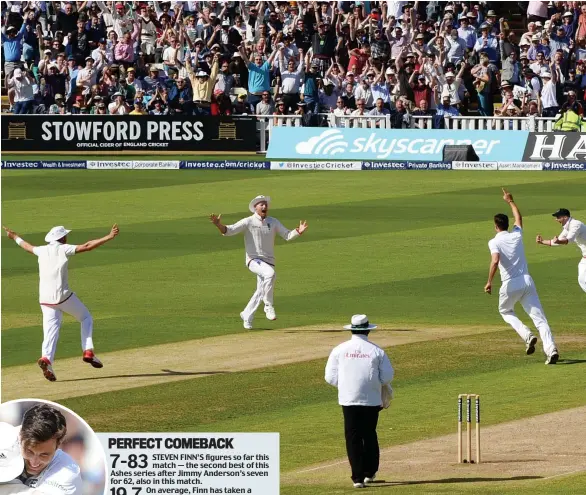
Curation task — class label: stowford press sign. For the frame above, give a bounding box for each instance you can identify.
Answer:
[1,115,256,153]
[41,120,205,147]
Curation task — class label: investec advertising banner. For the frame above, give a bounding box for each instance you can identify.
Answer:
[267,127,528,162]
[1,115,256,153]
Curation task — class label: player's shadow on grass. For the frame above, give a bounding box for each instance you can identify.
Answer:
[283,329,416,334]
[557,359,586,365]
[60,369,229,382]
[368,475,542,487]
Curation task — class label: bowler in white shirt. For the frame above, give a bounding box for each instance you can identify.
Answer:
[485,189,559,364]
[17,405,82,495]
[325,314,394,489]
[536,208,586,293]
[210,196,308,329]
[3,224,120,381]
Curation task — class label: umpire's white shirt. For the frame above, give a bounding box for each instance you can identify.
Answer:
[325,335,394,407]
[556,218,586,256]
[488,226,528,282]
[21,450,81,495]
[32,242,78,305]
[224,214,300,266]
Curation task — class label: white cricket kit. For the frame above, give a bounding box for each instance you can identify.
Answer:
[33,242,94,362]
[224,214,300,266]
[20,450,81,495]
[0,482,36,495]
[555,217,586,293]
[225,214,301,320]
[325,335,394,407]
[34,243,77,305]
[488,226,557,355]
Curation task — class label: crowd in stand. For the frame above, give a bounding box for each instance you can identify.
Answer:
[1,1,586,129]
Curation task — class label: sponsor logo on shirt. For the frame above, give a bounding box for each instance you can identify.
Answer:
[345,351,372,359]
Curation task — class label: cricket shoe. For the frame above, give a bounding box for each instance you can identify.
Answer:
[264,305,277,321]
[526,336,538,355]
[38,357,56,382]
[545,350,559,365]
[240,312,253,330]
[353,482,365,488]
[364,475,376,484]
[83,350,103,368]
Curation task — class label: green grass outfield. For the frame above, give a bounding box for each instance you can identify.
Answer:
[2,169,586,494]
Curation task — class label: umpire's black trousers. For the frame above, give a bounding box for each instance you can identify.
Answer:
[342,405,381,483]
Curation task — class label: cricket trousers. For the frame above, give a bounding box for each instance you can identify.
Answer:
[342,405,381,484]
[40,293,94,363]
[241,259,276,320]
[498,274,557,356]
[578,258,586,293]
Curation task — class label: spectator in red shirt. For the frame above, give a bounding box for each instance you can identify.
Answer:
[347,44,371,77]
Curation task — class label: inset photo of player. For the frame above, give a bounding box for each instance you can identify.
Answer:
[0,400,106,495]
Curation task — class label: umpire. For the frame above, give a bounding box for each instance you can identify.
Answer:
[325,314,394,488]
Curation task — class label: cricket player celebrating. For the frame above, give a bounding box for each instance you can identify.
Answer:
[16,405,82,495]
[209,195,307,329]
[484,189,559,365]
[3,224,119,381]
[536,208,586,293]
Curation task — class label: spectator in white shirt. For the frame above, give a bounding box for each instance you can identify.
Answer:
[537,209,586,293]
[91,38,113,73]
[325,314,394,489]
[3,225,119,381]
[209,196,308,329]
[354,76,374,108]
[126,67,142,91]
[332,96,350,117]
[278,47,304,112]
[539,67,559,117]
[7,68,35,114]
[76,57,97,92]
[484,189,559,364]
[108,92,129,114]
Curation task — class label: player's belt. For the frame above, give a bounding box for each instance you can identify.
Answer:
[40,292,74,306]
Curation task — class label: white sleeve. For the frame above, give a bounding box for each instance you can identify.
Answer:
[561,222,579,243]
[61,244,77,257]
[37,472,81,495]
[274,219,300,242]
[379,351,394,384]
[0,485,38,495]
[488,239,499,255]
[33,246,44,257]
[224,217,249,236]
[324,348,339,387]
[513,225,522,234]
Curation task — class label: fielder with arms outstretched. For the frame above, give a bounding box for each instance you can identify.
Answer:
[485,189,559,365]
[536,208,586,293]
[3,224,119,381]
[210,195,307,329]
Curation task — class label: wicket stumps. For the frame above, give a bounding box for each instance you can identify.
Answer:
[457,394,480,464]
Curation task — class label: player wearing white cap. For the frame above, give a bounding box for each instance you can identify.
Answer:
[3,224,119,381]
[484,190,559,364]
[209,196,308,329]
[537,208,586,293]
